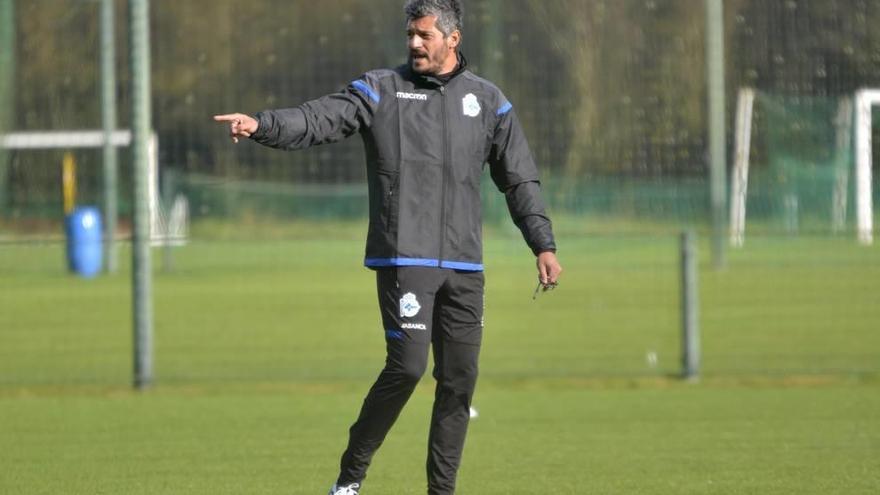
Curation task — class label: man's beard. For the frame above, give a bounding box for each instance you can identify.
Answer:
[409,51,447,75]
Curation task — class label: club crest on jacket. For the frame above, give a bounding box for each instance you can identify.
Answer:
[462,93,481,117]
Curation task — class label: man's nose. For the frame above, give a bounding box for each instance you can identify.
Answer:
[409,35,423,49]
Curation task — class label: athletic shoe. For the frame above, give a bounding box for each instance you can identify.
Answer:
[328,482,360,495]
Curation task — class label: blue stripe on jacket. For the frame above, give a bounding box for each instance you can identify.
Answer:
[352,80,380,103]
[364,257,484,272]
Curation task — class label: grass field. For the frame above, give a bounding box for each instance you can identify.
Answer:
[2,232,879,493]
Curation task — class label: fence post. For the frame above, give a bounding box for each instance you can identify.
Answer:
[706,0,728,269]
[101,0,119,273]
[0,0,15,217]
[130,0,154,389]
[681,230,701,380]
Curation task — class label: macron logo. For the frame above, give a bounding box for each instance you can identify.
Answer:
[396,91,428,101]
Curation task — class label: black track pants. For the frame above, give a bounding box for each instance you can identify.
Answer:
[336,266,484,495]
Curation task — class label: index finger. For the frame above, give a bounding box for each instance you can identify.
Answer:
[213,114,241,122]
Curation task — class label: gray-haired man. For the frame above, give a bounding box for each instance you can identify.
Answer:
[215,1,561,493]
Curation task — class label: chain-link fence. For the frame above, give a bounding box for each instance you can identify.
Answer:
[1,0,879,386]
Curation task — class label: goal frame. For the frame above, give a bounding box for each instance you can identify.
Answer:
[729,88,875,246]
[854,89,878,245]
[0,129,162,244]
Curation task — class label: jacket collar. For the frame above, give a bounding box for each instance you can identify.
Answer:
[402,52,468,88]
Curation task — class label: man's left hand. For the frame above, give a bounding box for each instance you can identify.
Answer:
[536,251,562,286]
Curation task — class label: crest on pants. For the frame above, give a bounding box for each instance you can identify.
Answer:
[399,292,421,318]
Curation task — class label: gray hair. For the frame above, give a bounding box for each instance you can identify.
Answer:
[404,0,463,37]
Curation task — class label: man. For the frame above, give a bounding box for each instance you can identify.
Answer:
[214,1,561,493]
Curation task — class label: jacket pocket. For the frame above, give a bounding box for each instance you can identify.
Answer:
[377,169,400,232]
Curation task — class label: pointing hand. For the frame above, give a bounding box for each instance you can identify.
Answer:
[213,113,259,143]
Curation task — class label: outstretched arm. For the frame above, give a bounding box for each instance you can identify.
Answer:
[212,74,379,151]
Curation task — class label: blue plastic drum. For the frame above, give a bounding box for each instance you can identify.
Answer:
[65,206,103,277]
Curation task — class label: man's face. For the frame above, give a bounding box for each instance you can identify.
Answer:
[407,15,459,75]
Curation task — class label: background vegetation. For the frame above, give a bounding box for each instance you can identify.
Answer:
[6,0,880,185]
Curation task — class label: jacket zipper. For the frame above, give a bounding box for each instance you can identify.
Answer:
[385,171,399,232]
[438,85,449,268]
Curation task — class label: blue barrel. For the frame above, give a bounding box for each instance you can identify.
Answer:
[65,206,103,277]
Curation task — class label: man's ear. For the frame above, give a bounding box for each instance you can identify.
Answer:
[447,30,461,49]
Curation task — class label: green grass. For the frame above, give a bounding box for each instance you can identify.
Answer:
[2,234,879,384]
[1,381,878,494]
[1,233,879,493]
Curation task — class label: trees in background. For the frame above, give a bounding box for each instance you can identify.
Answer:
[8,0,880,185]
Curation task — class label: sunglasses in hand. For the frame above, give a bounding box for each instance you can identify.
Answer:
[532,280,559,300]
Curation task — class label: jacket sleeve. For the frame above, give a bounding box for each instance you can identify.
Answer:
[250,74,379,150]
[488,102,557,255]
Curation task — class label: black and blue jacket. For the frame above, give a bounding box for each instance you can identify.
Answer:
[251,55,556,272]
